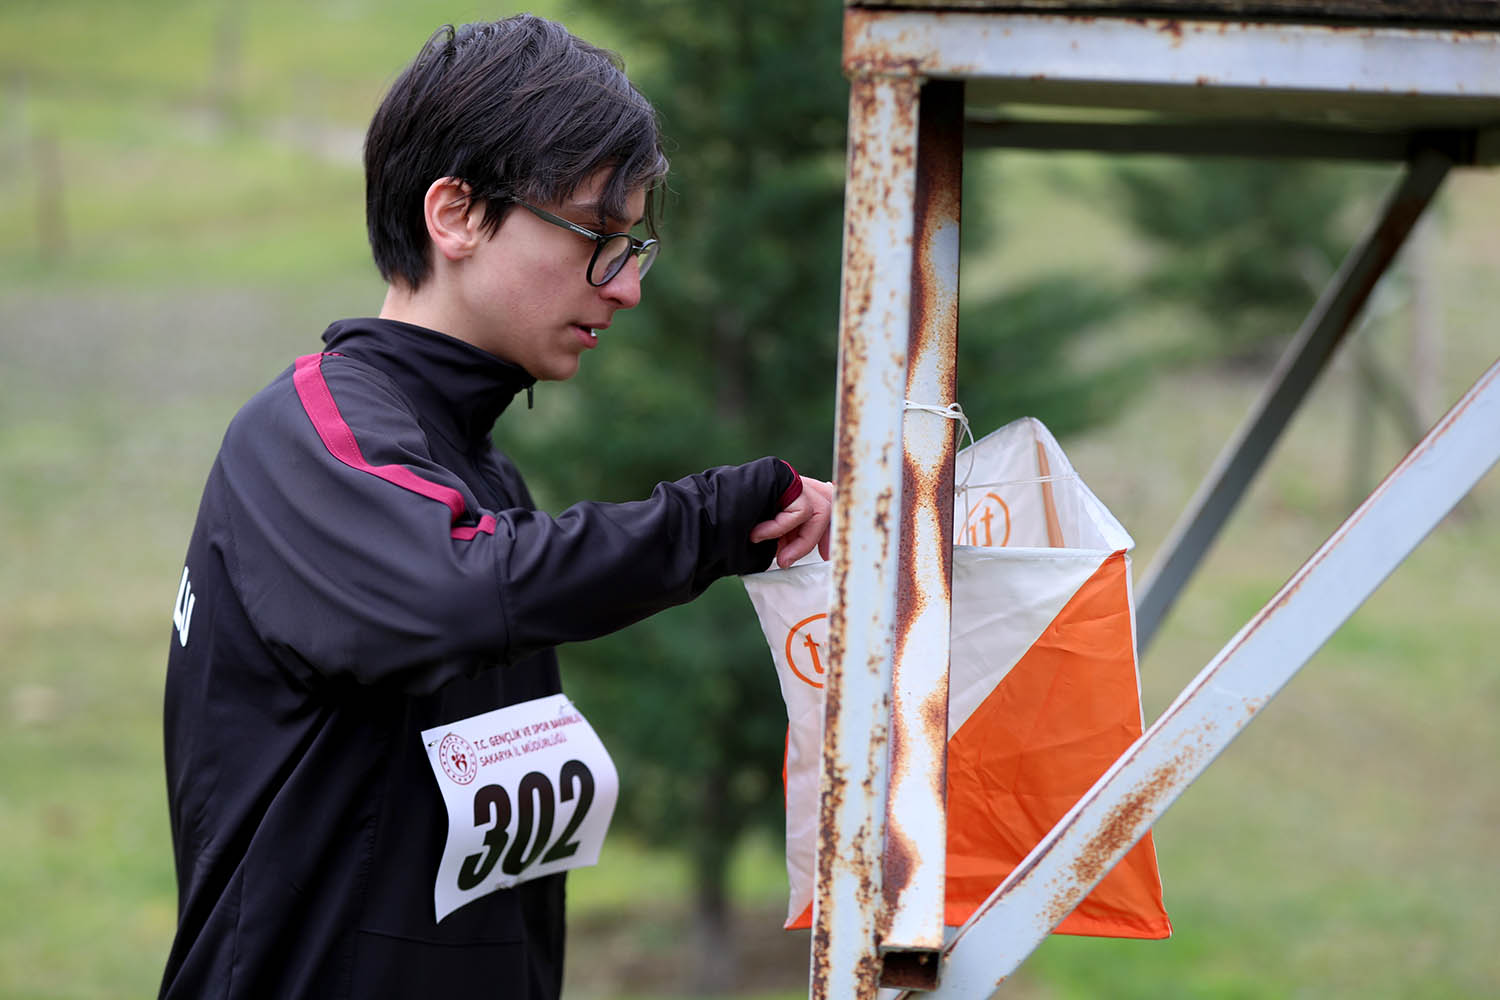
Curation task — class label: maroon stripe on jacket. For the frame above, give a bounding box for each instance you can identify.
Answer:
[293,353,497,539]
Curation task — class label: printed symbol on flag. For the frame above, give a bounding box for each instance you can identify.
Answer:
[784,613,830,689]
[439,732,479,785]
[961,492,1011,547]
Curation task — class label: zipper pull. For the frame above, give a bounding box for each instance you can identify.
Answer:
[527,385,534,409]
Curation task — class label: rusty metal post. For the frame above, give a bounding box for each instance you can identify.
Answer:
[813,69,922,1000]
[879,78,964,993]
[908,356,1500,998]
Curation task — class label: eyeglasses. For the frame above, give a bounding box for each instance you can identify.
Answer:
[516,201,660,287]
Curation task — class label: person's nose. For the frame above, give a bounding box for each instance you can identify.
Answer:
[598,261,642,310]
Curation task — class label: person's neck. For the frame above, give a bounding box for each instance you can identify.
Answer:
[378,281,451,337]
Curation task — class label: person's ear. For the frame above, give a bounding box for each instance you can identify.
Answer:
[423,177,483,262]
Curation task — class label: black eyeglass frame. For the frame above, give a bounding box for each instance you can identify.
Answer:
[515,201,660,287]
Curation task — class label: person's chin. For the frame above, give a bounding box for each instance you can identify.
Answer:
[541,356,582,382]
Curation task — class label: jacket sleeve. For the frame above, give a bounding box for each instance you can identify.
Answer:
[219,354,791,693]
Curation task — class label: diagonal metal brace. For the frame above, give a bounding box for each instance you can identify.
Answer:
[1134,148,1453,650]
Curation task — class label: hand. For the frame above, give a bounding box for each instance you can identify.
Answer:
[750,476,834,569]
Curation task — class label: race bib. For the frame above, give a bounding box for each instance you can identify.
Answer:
[421,694,619,922]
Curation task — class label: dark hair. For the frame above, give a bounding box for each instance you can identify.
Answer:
[364,16,669,289]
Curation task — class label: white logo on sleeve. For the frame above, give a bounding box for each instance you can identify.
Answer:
[173,566,197,647]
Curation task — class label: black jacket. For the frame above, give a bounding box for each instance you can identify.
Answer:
[160,318,793,999]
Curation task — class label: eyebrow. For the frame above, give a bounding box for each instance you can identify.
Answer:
[562,199,644,230]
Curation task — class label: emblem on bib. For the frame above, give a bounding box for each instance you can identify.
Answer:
[438,732,479,785]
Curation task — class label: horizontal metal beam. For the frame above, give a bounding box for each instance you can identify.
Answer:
[846,10,1500,124]
[911,352,1500,997]
[848,0,1500,32]
[965,116,1487,163]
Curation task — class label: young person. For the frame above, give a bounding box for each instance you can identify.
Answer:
[159,16,831,999]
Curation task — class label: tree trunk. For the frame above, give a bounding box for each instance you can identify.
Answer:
[689,773,738,993]
[1408,216,1442,427]
[1347,330,1377,510]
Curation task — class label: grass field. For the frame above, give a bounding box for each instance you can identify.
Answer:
[3,4,1499,998]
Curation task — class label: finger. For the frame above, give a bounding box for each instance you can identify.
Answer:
[777,495,833,567]
[802,481,833,562]
[776,526,816,568]
[750,503,811,544]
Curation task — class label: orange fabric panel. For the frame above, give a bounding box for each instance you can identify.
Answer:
[783,552,1168,938]
[946,550,1169,937]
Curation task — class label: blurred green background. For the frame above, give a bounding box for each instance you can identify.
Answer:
[2,2,1497,998]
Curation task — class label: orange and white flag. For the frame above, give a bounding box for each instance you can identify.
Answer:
[743,417,1170,938]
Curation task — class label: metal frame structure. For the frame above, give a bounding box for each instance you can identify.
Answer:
[815,4,1500,996]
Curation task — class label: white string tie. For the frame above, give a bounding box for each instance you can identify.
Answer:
[902,400,975,476]
[904,399,978,527]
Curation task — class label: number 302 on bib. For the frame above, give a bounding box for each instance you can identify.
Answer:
[421,694,619,922]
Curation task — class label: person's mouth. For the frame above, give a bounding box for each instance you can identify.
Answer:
[574,323,608,348]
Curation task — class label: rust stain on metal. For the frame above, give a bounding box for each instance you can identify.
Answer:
[834,378,867,482]
[1073,761,1177,885]
[897,458,934,611]
[841,80,882,334]
[843,9,927,79]
[1041,754,1188,930]
[815,697,849,866]
[811,762,845,994]
[883,819,918,910]
[811,923,832,992]
[821,612,848,744]
[909,87,961,345]
[873,486,894,541]
[852,820,880,911]
[923,686,949,799]
[817,764,849,849]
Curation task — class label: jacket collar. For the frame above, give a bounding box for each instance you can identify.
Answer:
[320,317,537,449]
